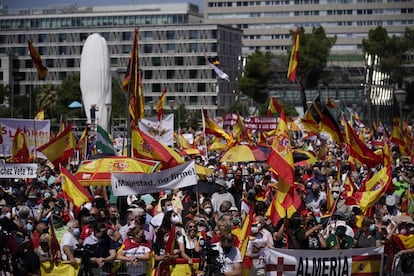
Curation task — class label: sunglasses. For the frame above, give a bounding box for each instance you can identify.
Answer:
[187,225,196,229]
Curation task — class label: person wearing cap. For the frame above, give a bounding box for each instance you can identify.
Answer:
[211,179,236,216]
[384,194,401,219]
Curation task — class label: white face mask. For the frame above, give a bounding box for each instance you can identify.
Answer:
[166,206,173,212]
[399,176,404,182]
[164,235,170,243]
[204,208,212,214]
[251,226,259,234]
[332,192,339,199]
[171,214,180,224]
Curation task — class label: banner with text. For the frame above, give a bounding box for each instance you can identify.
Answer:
[222,114,278,131]
[111,161,197,195]
[0,163,39,178]
[0,118,51,157]
[138,114,174,146]
[264,246,384,276]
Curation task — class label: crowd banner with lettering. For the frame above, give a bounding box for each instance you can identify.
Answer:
[264,246,384,276]
[138,114,174,146]
[223,112,239,129]
[0,163,39,178]
[111,161,197,196]
[245,116,278,131]
[0,118,50,157]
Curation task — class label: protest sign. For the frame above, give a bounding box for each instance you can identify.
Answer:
[0,163,39,178]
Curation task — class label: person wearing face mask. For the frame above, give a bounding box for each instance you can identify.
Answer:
[153,226,180,275]
[305,182,327,215]
[34,233,61,262]
[60,220,80,266]
[211,179,236,215]
[214,232,242,276]
[354,216,382,248]
[117,226,152,276]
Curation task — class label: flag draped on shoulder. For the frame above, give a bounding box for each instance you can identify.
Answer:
[287,27,300,83]
[38,125,75,166]
[60,166,92,208]
[96,125,116,156]
[267,97,282,115]
[205,54,230,81]
[266,107,304,224]
[122,29,144,123]
[156,88,167,121]
[28,40,48,81]
[12,128,29,163]
[131,126,184,169]
[202,109,230,141]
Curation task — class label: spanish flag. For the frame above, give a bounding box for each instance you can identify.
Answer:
[28,40,48,81]
[38,125,76,166]
[267,97,282,115]
[122,29,144,123]
[12,128,29,163]
[287,27,300,83]
[59,166,92,208]
[34,109,45,120]
[156,88,167,121]
[131,126,184,169]
[390,118,404,148]
[201,109,230,141]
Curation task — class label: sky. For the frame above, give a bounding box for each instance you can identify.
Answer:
[1,0,203,10]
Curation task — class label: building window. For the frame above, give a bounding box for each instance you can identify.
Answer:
[167,30,175,39]
[175,83,184,92]
[189,70,197,79]
[152,83,161,91]
[189,43,197,52]
[175,56,184,66]
[152,57,161,66]
[67,59,75,67]
[167,43,175,52]
[59,33,67,42]
[123,32,131,41]
[144,31,153,41]
[167,70,175,79]
[189,96,198,104]
[197,83,206,92]
[144,44,152,53]
[189,30,197,39]
[39,34,47,43]
[144,70,152,79]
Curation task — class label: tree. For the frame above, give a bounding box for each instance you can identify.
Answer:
[35,84,58,118]
[55,73,83,120]
[238,50,275,104]
[363,26,413,86]
[291,27,337,112]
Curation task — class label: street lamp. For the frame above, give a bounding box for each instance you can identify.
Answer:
[116,67,131,157]
[394,88,407,125]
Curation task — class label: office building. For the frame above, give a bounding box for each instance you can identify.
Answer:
[0,3,242,118]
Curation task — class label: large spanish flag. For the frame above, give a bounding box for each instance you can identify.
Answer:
[28,40,48,80]
[131,126,184,168]
[267,97,281,115]
[287,27,300,83]
[38,125,75,166]
[60,166,92,208]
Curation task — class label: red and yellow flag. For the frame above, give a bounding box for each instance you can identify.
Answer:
[131,126,184,169]
[267,107,304,224]
[343,114,382,168]
[267,97,281,115]
[38,125,76,166]
[202,109,230,141]
[122,29,144,123]
[34,109,45,120]
[156,87,167,121]
[287,27,300,83]
[28,40,48,81]
[60,166,92,208]
[12,128,29,163]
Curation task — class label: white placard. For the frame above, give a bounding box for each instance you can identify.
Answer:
[0,163,39,178]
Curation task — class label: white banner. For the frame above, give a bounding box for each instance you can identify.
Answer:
[0,163,39,178]
[111,161,197,196]
[0,118,51,157]
[138,114,174,146]
[263,246,384,276]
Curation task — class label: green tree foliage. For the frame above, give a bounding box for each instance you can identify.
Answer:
[111,77,128,119]
[238,50,275,104]
[35,84,58,118]
[54,73,83,119]
[363,26,414,85]
[291,27,336,111]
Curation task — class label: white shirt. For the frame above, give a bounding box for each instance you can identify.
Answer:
[60,231,79,261]
[123,243,151,275]
[215,245,242,273]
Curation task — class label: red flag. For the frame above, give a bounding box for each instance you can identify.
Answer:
[287,27,300,82]
[156,88,167,121]
[239,204,255,271]
[38,125,75,166]
[28,40,48,80]
[267,97,282,115]
[131,126,184,168]
[12,128,29,163]
[325,97,336,108]
[122,29,144,124]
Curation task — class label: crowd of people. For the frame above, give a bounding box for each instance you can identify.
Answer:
[0,136,414,276]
